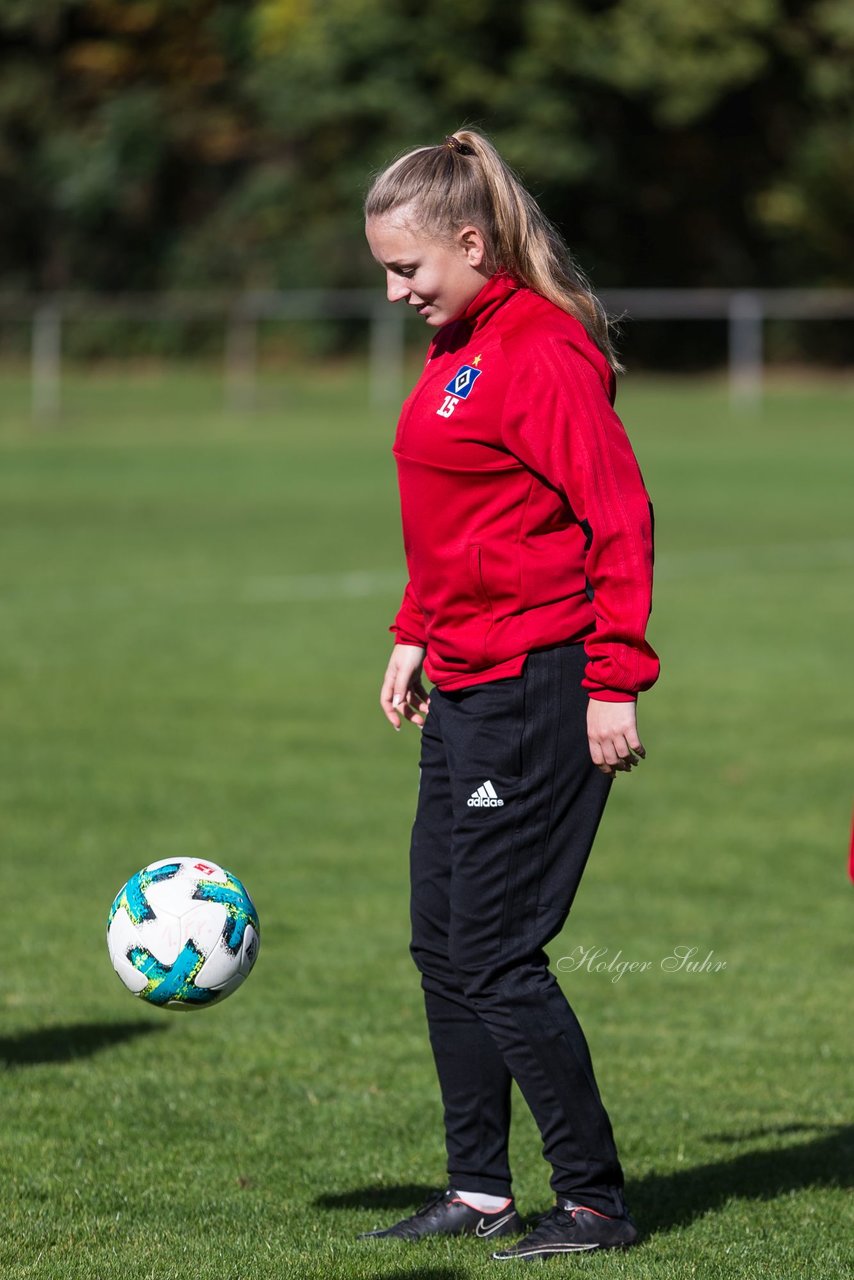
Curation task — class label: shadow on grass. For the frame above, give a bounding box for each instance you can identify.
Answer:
[372,1273,459,1279]
[315,1182,463,1276]
[317,1184,438,1212]
[321,1125,853,1237]
[705,1121,839,1143]
[376,1273,459,1279]
[0,1020,167,1067]
[632,1122,853,1234]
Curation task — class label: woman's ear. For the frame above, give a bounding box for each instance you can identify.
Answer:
[458,225,486,268]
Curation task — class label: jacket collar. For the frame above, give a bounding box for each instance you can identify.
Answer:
[454,269,520,330]
[431,271,520,357]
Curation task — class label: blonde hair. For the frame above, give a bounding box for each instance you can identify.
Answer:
[365,128,622,372]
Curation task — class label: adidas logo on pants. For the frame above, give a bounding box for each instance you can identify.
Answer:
[468,780,504,807]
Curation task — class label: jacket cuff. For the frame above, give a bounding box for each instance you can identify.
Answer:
[388,621,427,648]
[586,689,638,704]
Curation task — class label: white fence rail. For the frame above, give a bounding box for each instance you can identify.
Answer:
[2,288,852,422]
[603,288,854,404]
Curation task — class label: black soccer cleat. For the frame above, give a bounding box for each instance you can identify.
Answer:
[491,1196,639,1260]
[358,1187,523,1242]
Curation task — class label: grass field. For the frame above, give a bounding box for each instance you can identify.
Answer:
[1,367,852,1280]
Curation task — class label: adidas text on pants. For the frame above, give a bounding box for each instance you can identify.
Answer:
[467,780,504,807]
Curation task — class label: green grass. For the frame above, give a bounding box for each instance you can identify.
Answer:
[1,367,852,1279]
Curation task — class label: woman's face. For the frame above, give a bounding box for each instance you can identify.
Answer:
[365,207,490,327]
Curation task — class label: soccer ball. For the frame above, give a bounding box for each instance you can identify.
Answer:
[107,857,260,1010]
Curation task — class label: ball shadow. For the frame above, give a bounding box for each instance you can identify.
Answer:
[0,1020,168,1067]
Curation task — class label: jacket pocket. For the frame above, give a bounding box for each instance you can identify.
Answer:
[468,544,494,663]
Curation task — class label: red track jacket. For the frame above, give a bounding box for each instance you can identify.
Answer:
[389,271,660,702]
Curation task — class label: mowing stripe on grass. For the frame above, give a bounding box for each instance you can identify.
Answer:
[1,541,853,615]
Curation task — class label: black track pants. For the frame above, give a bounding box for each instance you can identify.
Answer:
[409,643,626,1214]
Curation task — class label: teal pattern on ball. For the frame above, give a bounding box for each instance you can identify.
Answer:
[108,862,183,928]
[193,869,260,953]
[128,941,221,1006]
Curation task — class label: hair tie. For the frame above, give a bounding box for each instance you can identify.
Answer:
[444,135,473,156]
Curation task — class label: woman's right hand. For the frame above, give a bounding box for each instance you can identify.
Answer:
[380,644,430,731]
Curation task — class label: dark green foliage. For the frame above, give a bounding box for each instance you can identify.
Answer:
[0,1,852,361]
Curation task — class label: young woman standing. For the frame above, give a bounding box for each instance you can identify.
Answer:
[359,129,659,1261]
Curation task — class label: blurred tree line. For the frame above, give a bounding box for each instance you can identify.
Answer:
[1,0,852,360]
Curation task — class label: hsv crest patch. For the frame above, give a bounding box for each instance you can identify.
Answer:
[444,364,483,400]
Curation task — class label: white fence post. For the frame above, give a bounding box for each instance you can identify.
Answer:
[225,297,258,413]
[728,291,764,407]
[32,300,62,422]
[370,304,405,407]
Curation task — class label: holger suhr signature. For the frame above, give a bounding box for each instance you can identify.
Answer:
[557,945,727,983]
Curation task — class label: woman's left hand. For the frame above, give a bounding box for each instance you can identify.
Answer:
[587,699,646,777]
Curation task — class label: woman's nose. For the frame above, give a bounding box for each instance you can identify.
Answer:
[386,274,409,304]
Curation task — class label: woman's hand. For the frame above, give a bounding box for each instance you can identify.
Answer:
[587,698,646,776]
[381,644,430,731]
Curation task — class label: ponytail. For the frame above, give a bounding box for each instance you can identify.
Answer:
[365,128,622,372]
